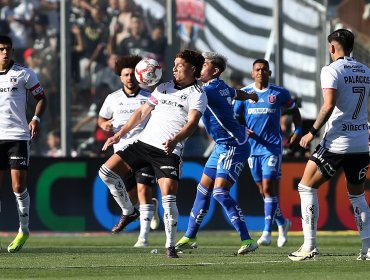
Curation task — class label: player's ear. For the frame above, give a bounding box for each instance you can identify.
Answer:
[269,70,272,77]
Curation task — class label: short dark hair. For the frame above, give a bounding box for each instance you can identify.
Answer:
[114,55,142,76]
[0,34,12,47]
[176,49,204,78]
[253,58,269,69]
[327,29,354,53]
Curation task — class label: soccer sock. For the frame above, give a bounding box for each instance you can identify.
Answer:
[348,192,370,253]
[138,204,154,242]
[99,165,134,215]
[275,203,286,227]
[14,189,30,234]
[298,183,318,251]
[213,187,251,241]
[263,196,278,233]
[184,183,212,239]
[162,195,178,248]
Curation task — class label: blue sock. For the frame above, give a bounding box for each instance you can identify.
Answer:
[213,187,251,241]
[184,184,212,238]
[263,197,278,232]
[274,202,286,227]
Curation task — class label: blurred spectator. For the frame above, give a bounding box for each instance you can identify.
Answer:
[39,0,60,36]
[71,23,84,84]
[91,53,122,97]
[78,4,109,98]
[150,21,166,64]
[46,130,63,157]
[116,13,153,57]
[0,0,36,62]
[31,14,50,52]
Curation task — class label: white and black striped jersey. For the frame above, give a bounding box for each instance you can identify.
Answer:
[320,56,370,153]
[99,88,151,152]
[0,61,45,140]
[139,80,207,156]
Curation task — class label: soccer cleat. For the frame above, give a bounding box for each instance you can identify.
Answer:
[134,238,148,248]
[357,248,370,260]
[7,232,29,253]
[111,208,140,233]
[288,246,320,261]
[257,232,271,246]
[277,219,292,247]
[166,246,179,258]
[150,198,160,230]
[237,239,258,255]
[175,236,198,252]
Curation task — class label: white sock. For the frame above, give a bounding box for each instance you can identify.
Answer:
[162,195,178,248]
[298,183,318,251]
[349,193,370,253]
[138,204,154,241]
[14,189,30,234]
[99,165,134,215]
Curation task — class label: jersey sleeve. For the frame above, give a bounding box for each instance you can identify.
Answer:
[189,90,207,114]
[25,68,45,100]
[147,88,159,107]
[321,65,338,90]
[99,95,113,119]
[280,88,296,110]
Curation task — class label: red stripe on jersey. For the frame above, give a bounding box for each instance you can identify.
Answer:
[149,95,158,105]
[29,83,45,99]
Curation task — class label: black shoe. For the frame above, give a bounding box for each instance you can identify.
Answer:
[166,246,179,258]
[111,208,140,233]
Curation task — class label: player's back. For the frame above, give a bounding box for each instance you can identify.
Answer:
[202,78,247,146]
[321,57,370,153]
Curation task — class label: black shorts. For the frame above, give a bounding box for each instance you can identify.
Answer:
[116,140,181,181]
[122,166,155,191]
[310,144,369,184]
[0,140,30,170]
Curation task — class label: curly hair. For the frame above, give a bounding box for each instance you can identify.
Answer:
[114,55,142,76]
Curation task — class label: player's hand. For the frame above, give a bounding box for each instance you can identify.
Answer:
[102,134,120,151]
[162,138,178,155]
[287,132,301,148]
[299,133,314,149]
[101,120,113,132]
[29,120,40,139]
[248,92,258,102]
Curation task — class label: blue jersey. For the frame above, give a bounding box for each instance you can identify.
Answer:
[202,78,247,146]
[233,83,295,155]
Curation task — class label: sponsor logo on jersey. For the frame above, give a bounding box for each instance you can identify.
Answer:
[341,123,368,131]
[267,95,276,104]
[159,99,183,108]
[247,108,276,114]
[0,87,12,92]
[219,88,230,96]
[118,109,136,114]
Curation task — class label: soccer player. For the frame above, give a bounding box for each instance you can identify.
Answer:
[175,52,259,255]
[101,49,207,258]
[233,59,301,247]
[288,29,370,261]
[0,35,47,252]
[98,55,159,248]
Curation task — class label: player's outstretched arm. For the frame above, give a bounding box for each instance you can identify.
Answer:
[235,89,258,102]
[102,103,153,151]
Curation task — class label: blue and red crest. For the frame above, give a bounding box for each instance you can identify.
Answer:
[268,95,276,104]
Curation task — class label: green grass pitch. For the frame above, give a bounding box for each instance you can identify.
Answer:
[0,231,369,279]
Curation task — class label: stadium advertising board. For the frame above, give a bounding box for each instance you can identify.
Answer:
[0,158,369,232]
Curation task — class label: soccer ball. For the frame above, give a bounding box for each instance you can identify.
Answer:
[135,58,162,86]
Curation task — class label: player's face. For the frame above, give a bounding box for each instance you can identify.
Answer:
[199,60,216,83]
[251,63,270,84]
[0,43,13,69]
[173,57,196,86]
[120,68,138,91]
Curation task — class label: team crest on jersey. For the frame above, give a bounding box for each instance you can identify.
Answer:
[10,77,17,84]
[267,95,276,104]
[180,94,188,100]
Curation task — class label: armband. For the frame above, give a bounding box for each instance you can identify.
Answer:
[32,115,40,122]
[309,127,318,136]
[293,127,302,135]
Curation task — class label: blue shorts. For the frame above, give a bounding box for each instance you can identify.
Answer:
[204,143,249,183]
[248,153,282,183]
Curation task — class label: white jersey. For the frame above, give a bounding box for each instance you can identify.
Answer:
[320,56,370,153]
[139,80,207,156]
[0,62,44,140]
[99,88,151,152]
